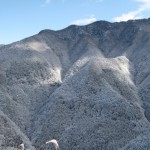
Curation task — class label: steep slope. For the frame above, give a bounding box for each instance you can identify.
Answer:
[0,18,150,149]
[0,110,35,150]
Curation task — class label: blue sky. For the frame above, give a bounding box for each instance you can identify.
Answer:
[0,0,150,44]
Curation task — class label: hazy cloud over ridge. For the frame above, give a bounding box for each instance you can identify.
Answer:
[71,15,97,25]
[113,0,150,22]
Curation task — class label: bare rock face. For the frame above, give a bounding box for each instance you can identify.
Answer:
[0,18,150,149]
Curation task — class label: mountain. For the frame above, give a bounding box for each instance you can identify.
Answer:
[0,18,150,150]
[0,44,4,48]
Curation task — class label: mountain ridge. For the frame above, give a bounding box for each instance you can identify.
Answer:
[0,18,150,149]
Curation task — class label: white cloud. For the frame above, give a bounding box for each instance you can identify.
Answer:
[113,0,150,22]
[113,8,143,22]
[135,0,150,9]
[71,15,97,25]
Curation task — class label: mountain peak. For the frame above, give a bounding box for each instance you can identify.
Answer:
[0,18,150,150]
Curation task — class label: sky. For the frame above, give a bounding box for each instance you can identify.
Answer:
[0,0,150,44]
